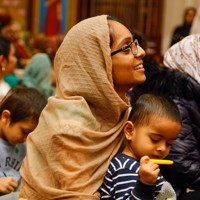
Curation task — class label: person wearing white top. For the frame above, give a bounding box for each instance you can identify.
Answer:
[0,36,17,100]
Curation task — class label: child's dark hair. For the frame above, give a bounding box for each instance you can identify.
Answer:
[0,85,47,124]
[129,93,181,127]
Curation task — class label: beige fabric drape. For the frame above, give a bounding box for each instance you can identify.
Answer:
[19,15,130,200]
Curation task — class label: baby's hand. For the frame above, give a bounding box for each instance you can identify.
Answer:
[139,156,160,184]
[0,176,18,194]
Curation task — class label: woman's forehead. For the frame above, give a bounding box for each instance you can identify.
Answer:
[109,20,132,42]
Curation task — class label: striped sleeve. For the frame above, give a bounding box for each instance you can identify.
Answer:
[100,154,156,200]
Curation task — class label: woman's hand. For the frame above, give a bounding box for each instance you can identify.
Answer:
[139,155,160,184]
[0,176,18,194]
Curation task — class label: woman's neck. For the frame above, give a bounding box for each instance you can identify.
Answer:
[115,86,127,99]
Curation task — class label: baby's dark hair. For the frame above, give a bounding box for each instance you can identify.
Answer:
[129,93,181,127]
[0,85,47,124]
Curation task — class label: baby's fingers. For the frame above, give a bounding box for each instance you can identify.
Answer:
[140,155,150,166]
[139,156,160,184]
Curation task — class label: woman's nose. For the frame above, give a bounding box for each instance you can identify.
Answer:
[135,46,146,58]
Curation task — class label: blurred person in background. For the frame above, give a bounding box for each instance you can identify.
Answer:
[28,33,55,62]
[0,10,29,69]
[170,7,196,46]
[0,10,12,39]
[21,53,55,100]
[8,22,31,69]
[0,36,17,100]
[21,34,55,99]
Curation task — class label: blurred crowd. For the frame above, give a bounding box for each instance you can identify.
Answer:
[0,9,59,101]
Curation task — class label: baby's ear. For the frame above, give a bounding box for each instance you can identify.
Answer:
[124,121,135,140]
[1,110,11,124]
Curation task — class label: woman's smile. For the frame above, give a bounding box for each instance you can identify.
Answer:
[133,62,144,71]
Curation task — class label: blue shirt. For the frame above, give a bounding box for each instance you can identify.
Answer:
[0,139,26,195]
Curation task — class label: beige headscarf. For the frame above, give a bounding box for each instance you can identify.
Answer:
[164,34,200,84]
[19,15,130,200]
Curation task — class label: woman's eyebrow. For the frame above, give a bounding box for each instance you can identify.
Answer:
[117,36,133,47]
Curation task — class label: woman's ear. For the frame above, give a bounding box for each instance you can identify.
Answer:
[1,110,11,125]
[124,121,135,141]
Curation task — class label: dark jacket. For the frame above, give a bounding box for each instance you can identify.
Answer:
[131,59,200,198]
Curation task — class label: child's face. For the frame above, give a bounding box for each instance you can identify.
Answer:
[124,116,181,160]
[3,120,37,145]
[1,110,37,145]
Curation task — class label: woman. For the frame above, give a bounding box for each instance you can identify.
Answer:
[19,15,146,199]
[0,36,17,100]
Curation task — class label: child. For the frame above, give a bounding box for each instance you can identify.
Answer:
[100,93,182,200]
[0,85,46,196]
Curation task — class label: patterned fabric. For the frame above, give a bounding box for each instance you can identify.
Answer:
[100,154,176,200]
[164,34,200,84]
[19,15,130,200]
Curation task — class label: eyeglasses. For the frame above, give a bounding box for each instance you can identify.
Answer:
[111,39,139,56]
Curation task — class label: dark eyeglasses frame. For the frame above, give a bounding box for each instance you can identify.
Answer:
[111,39,139,56]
